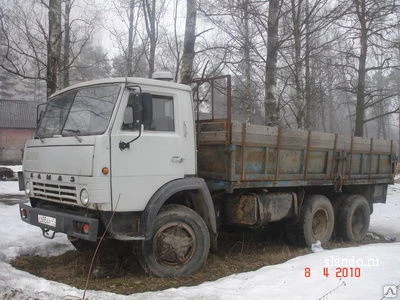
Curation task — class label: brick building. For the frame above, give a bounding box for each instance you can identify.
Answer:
[0,100,38,164]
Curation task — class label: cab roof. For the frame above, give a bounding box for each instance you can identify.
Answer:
[50,77,191,98]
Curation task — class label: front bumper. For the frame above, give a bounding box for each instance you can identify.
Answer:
[19,204,99,241]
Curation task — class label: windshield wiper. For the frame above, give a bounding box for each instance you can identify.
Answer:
[63,129,80,134]
[62,129,83,143]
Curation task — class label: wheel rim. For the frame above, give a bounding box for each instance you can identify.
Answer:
[351,207,365,235]
[312,209,329,240]
[153,221,196,267]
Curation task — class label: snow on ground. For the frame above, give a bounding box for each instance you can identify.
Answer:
[0,177,399,300]
[0,165,24,196]
[0,165,22,173]
[370,185,400,241]
[0,181,24,196]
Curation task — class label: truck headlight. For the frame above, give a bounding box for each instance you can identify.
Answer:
[80,188,89,206]
[25,181,31,196]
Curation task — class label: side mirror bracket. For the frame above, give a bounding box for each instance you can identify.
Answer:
[119,90,152,151]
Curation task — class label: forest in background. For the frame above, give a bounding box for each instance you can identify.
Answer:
[1,0,400,142]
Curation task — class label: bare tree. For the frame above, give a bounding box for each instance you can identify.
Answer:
[106,0,146,76]
[47,0,62,96]
[340,0,400,136]
[0,0,100,97]
[0,1,48,91]
[69,41,111,83]
[277,0,344,129]
[60,0,99,87]
[164,0,183,81]
[142,0,166,77]
[200,0,260,123]
[127,0,138,76]
[180,0,197,84]
[62,0,71,88]
[264,0,280,125]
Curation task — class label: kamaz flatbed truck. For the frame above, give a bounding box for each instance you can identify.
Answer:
[19,75,396,277]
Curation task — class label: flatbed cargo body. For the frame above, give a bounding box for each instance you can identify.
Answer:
[197,120,396,192]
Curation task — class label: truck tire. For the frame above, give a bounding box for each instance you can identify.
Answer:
[300,195,334,247]
[337,195,370,242]
[138,204,210,277]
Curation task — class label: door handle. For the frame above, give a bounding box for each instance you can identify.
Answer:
[171,156,184,163]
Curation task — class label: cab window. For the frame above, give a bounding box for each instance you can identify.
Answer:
[122,94,174,132]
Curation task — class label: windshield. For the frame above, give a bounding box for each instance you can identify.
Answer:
[37,84,121,138]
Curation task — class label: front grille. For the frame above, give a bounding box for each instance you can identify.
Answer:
[32,181,77,203]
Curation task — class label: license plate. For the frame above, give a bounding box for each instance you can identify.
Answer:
[38,214,56,227]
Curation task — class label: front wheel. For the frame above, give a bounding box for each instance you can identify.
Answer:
[138,204,210,277]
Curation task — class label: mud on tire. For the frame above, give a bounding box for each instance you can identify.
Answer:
[337,194,370,242]
[300,194,334,247]
[138,204,210,277]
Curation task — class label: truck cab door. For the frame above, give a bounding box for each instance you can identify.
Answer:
[110,90,185,212]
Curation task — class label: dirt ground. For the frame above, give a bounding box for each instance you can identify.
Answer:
[11,224,389,295]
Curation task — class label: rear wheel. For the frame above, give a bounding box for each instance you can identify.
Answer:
[337,194,370,242]
[138,204,210,277]
[300,195,334,247]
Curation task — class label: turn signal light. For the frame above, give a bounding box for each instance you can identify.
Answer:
[20,208,28,219]
[102,167,109,175]
[75,221,91,234]
[82,223,90,234]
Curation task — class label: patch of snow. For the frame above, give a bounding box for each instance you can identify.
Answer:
[369,184,400,240]
[0,165,23,173]
[311,240,324,253]
[0,181,24,195]
[0,204,73,263]
[0,165,24,195]
[0,183,398,299]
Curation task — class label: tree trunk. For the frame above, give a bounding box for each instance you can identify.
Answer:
[354,0,367,137]
[304,0,312,130]
[173,0,182,81]
[292,0,303,128]
[47,0,62,97]
[180,0,197,84]
[148,0,156,77]
[127,0,135,76]
[264,0,280,126]
[62,0,71,88]
[243,0,252,123]
[143,0,157,78]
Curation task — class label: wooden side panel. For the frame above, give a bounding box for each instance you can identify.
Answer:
[197,120,396,189]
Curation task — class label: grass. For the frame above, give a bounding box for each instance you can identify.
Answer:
[11,225,388,295]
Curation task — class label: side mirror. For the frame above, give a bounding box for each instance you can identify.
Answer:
[128,93,142,127]
[119,92,153,151]
[36,103,46,127]
[127,92,152,129]
[140,93,153,130]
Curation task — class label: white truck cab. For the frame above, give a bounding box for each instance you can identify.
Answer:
[19,77,217,277]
